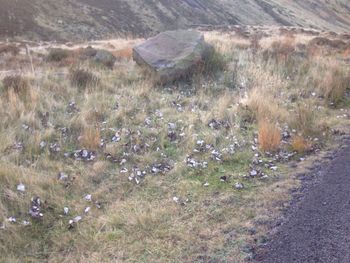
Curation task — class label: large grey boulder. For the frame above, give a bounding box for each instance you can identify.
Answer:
[133,30,212,83]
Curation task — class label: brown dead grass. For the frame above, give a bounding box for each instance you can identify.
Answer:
[291,135,312,153]
[265,35,296,63]
[290,104,317,136]
[308,37,348,50]
[69,68,99,90]
[112,47,133,60]
[79,126,101,150]
[0,44,20,56]
[318,62,350,105]
[258,120,281,152]
[2,75,29,95]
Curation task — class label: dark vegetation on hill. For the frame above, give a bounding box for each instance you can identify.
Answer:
[1,0,350,41]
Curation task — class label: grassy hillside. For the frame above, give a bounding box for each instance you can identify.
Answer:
[0,28,349,262]
[0,0,350,40]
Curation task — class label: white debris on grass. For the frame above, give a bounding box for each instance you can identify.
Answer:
[16,183,25,192]
[8,217,16,223]
[84,194,92,202]
[234,182,244,190]
[63,207,69,215]
[29,197,43,219]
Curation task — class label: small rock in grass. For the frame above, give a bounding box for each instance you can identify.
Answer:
[112,132,121,142]
[250,170,258,177]
[84,194,92,202]
[155,110,163,119]
[186,156,208,168]
[211,149,222,161]
[74,216,82,223]
[208,119,230,130]
[120,168,128,173]
[208,119,221,130]
[203,182,210,187]
[8,217,16,223]
[22,124,30,131]
[12,142,24,150]
[270,166,278,171]
[220,176,228,182]
[168,130,177,142]
[168,122,177,130]
[84,207,91,214]
[39,141,47,149]
[172,196,189,206]
[144,117,152,126]
[58,172,68,181]
[234,182,244,190]
[17,183,25,192]
[72,149,96,162]
[151,162,172,174]
[282,131,291,140]
[69,216,82,228]
[49,143,61,153]
[113,102,119,111]
[196,139,205,147]
[67,101,80,113]
[63,207,69,215]
[29,197,43,219]
[99,139,106,148]
[22,220,30,226]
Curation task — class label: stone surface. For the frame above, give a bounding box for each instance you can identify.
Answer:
[133,30,212,83]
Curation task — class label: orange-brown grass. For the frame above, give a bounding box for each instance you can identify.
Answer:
[79,126,101,150]
[112,47,133,60]
[267,35,296,63]
[343,48,350,58]
[291,135,312,153]
[258,120,281,152]
[243,87,287,123]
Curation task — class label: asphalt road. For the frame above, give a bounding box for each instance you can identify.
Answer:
[255,137,350,263]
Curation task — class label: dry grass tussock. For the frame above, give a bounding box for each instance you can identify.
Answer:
[79,126,101,150]
[0,44,20,56]
[112,47,133,60]
[318,62,350,105]
[2,75,29,95]
[0,30,349,262]
[291,135,312,154]
[258,120,281,152]
[69,68,99,89]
